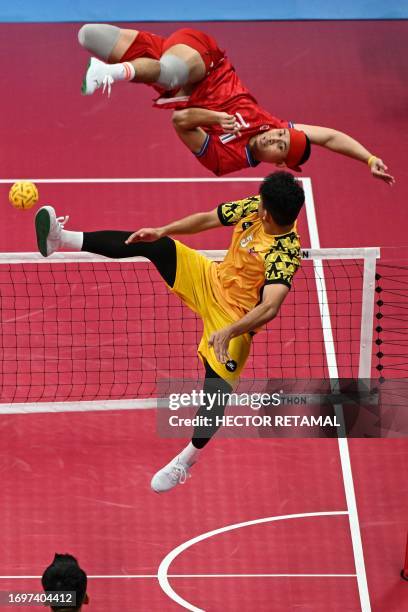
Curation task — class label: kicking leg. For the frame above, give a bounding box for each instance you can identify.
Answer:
[35,206,177,287]
[151,362,232,493]
[82,230,177,287]
[79,24,206,95]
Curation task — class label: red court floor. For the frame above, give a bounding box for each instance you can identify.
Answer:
[0,20,407,612]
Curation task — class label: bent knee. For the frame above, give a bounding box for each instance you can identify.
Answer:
[157,54,189,90]
[78,23,121,60]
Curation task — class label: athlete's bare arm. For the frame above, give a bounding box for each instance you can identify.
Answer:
[125,209,222,243]
[172,108,240,153]
[294,123,395,185]
[208,283,289,364]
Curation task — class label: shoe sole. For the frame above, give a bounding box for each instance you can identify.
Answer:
[81,58,92,95]
[35,208,51,257]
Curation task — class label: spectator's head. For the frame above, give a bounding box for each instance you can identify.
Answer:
[42,554,89,611]
[258,171,305,227]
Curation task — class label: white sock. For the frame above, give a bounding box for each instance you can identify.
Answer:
[108,61,135,82]
[61,230,83,251]
[178,442,202,466]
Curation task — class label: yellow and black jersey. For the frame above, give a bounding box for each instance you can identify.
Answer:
[208,195,301,317]
[169,195,301,378]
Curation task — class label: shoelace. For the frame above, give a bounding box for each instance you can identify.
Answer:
[170,464,187,485]
[56,215,69,230]
[102,75,114,97]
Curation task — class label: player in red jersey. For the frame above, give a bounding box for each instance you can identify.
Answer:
[79,25,394,183]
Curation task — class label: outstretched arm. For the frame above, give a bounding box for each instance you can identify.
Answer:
[172,108,241,153]
[208,283,289,364]
[125,208,222,244]
[294,123,395,185]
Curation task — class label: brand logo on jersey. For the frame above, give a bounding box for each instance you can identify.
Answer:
[260,124,270,131]
[240,233,253,248]
[225,359,237,372]
[242,221,253,230]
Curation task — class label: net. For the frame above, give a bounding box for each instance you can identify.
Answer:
[374,262,408,380]
[0,248,378,409]
[372,260,408,415]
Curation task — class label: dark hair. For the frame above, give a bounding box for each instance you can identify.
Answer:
[42,554,87,611]
[299,135,311,166]
[259,171,305,226]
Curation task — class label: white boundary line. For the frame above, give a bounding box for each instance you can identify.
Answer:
[303,177,371,612]
[0,573,356,580]
[157,511,349,612]
[1,177,268,184]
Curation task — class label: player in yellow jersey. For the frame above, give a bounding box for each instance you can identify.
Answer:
[35,171,304,493]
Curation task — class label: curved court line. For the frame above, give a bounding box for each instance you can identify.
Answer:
[157,510,349,612]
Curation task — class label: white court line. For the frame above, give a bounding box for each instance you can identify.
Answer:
[1,176,371,610]
[0,177,267,184]
[302,177,371,612]
[157,511,349,612]
[0,573,356,580]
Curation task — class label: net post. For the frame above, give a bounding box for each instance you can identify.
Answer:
[358,248,380,379]
[402,532,408,581]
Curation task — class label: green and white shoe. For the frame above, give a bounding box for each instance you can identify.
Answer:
[81,57,114,96]
[35,206,69,257]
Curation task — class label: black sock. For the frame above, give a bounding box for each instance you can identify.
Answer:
[82,231,177,287]
[192,363,232,449]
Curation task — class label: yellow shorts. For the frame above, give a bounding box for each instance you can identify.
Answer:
[170,240,252,381]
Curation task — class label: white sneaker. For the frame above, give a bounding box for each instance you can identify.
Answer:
[35,206,69,257]
[81,57,114,96]
[151,455,192,493]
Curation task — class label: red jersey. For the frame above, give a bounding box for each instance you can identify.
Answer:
[122,29,292,176]
[154,58,292,176]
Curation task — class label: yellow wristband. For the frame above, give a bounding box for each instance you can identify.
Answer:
[367,155,377,167]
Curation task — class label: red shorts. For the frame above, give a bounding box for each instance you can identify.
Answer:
[120,28,224,73]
